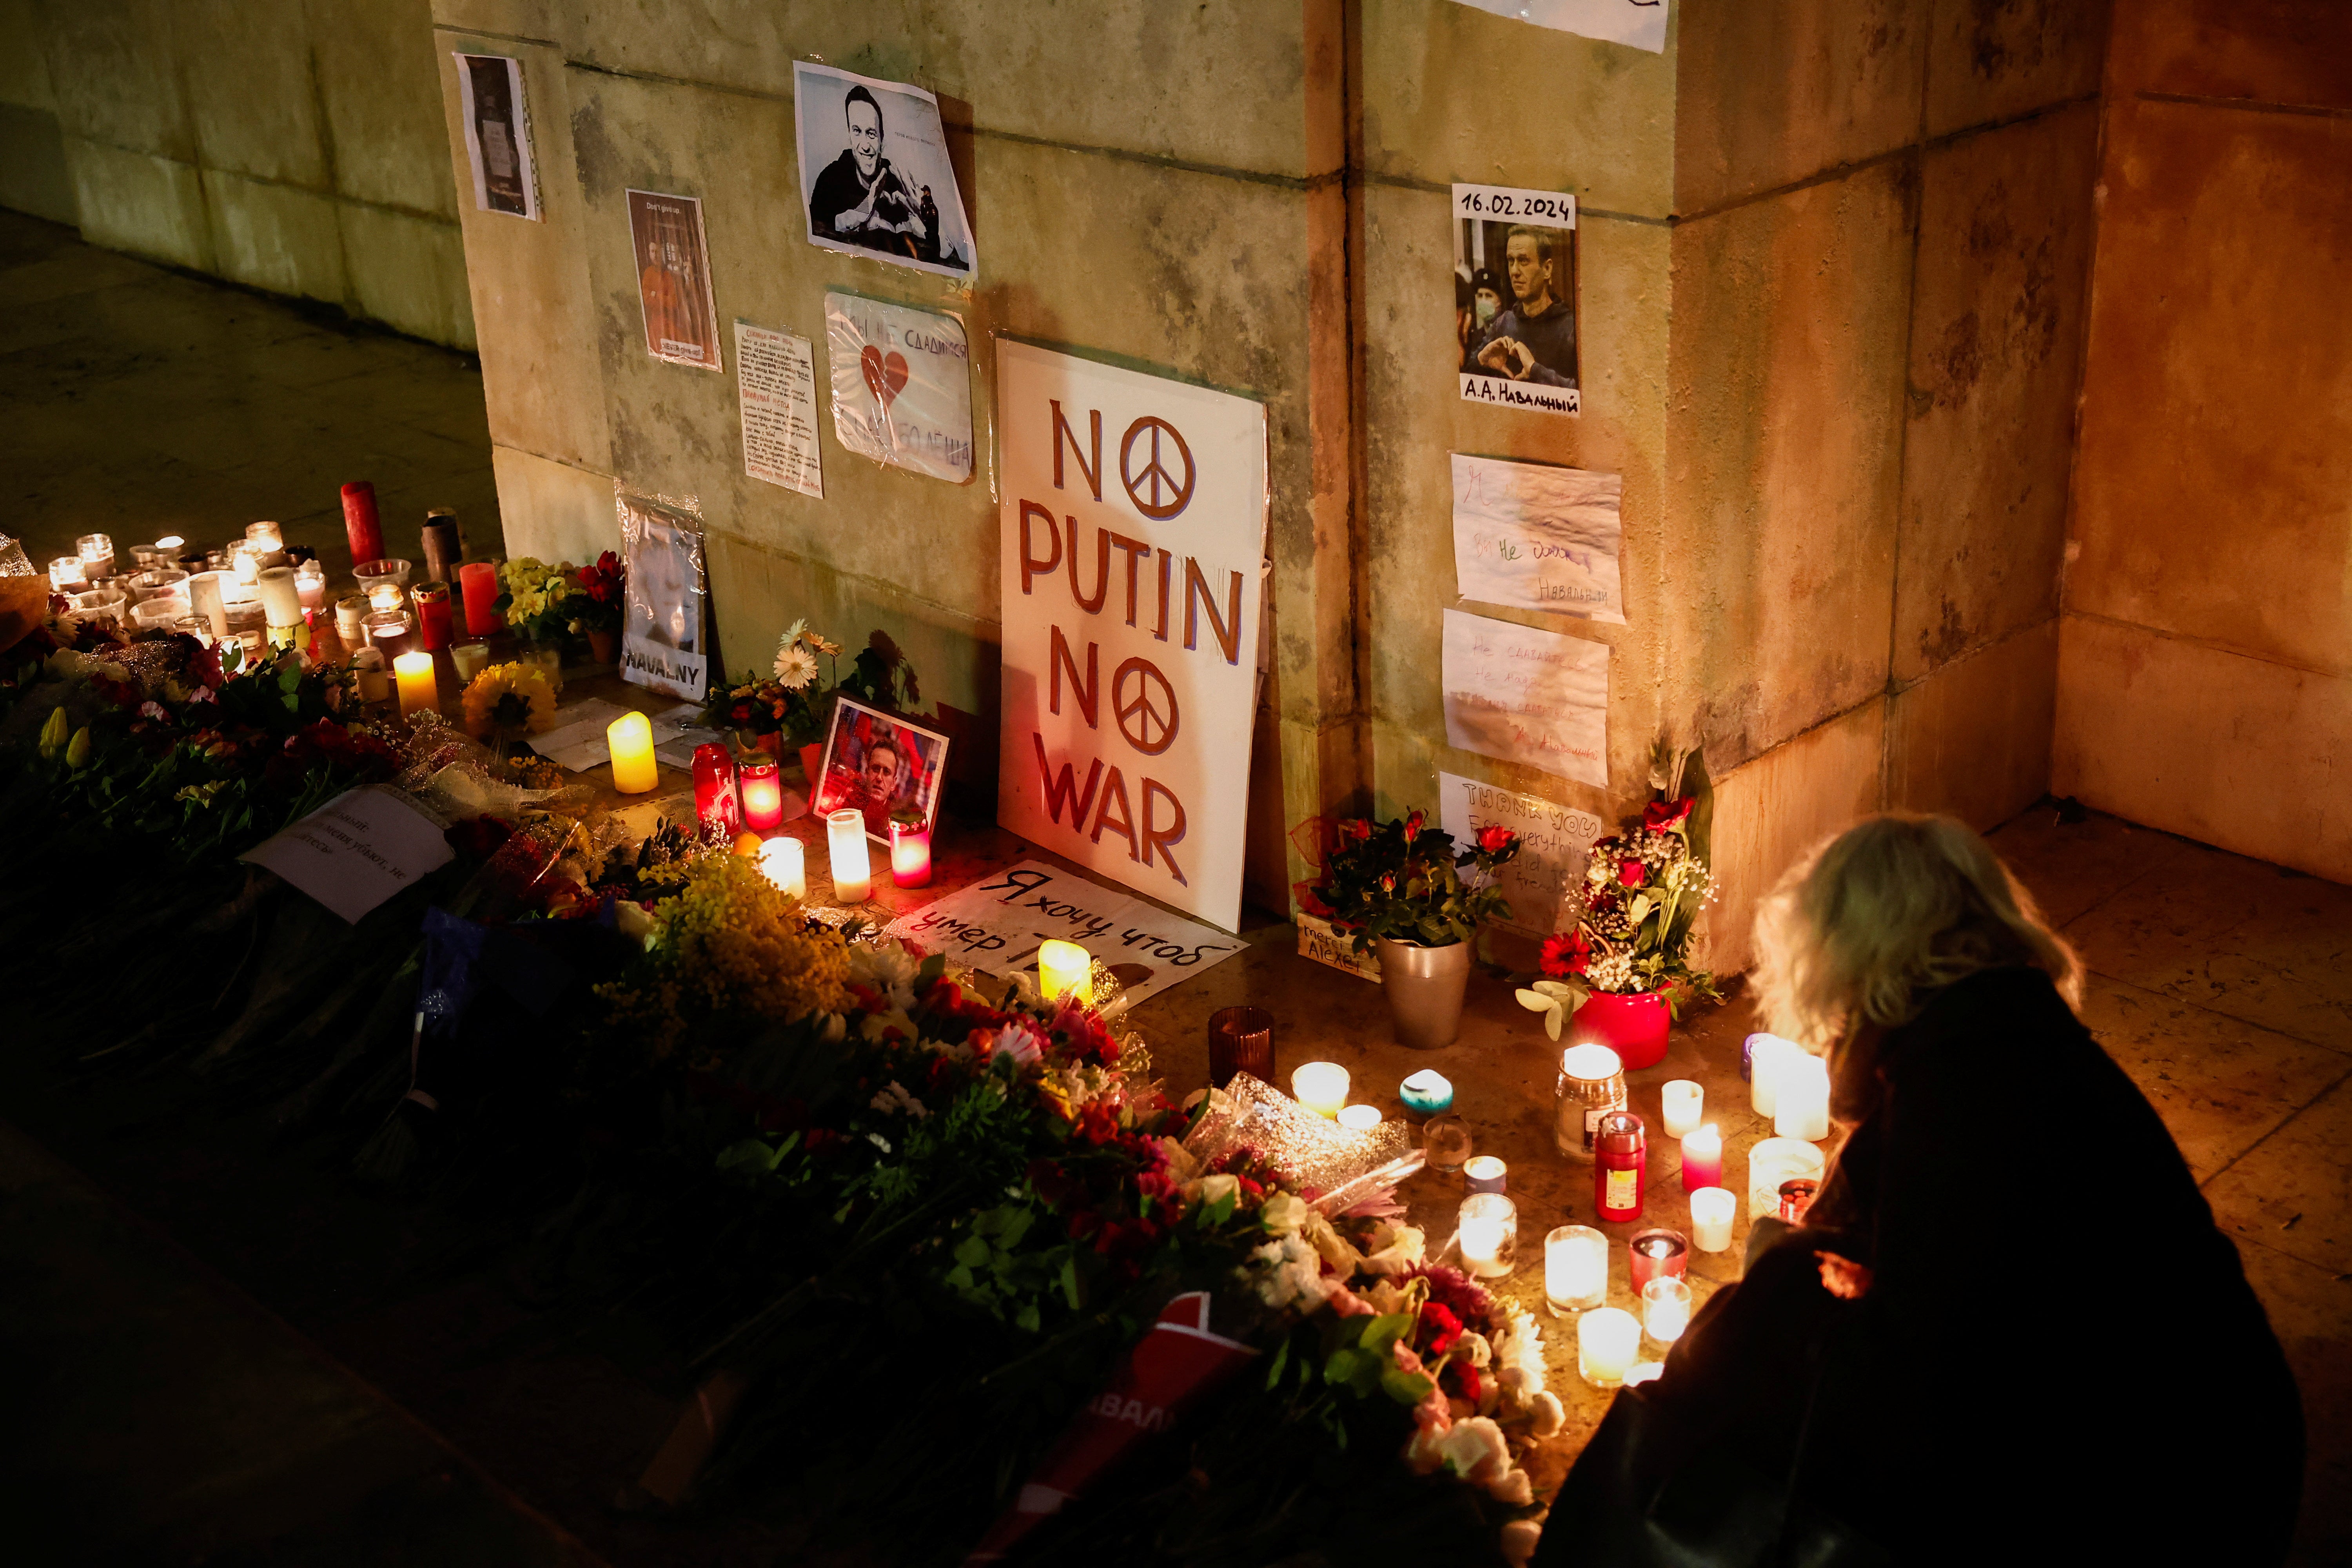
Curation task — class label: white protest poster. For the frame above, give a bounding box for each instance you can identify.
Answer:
[824,292,974,484]
[735,321,823,497]
[1452,453,1623,623]
[1454,183,1578,417]
[883,860,1247,1009]
[792,61,976,281]
[616,485,710,701]
[1449,0,1669,53]
[1441,607,1609,787]
[454,54,540,220]
[996,339,1268,932]
[1438,771,1604,938]
[241,786,454,924]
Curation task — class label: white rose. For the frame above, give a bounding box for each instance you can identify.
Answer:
[1194,1173,1240,1207]
[1259,1192,1309,1234]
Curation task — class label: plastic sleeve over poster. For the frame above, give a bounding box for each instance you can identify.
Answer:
[615,484,711,702]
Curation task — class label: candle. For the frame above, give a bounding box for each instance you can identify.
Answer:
[295,561,327,613]
[1464,1155,1508,1194]
[1689,1187,1737,1252]
[759,836,806,899]
[1774,1052,1832,1142]
[739,759,784,831]
[1747,1137,1827,1221]
[608,711,658,794]
[1628,1227,1689,1292]
[77,533,115,578]
[420,509,461,584]
[1595,1109,1647,1223]
[414,583,453,651]
[1037,939,1093,1003]
[1290,1061,1349,1118]
[1680,1123,1723,1192]
[1556,1042,1628,1160]
[1749,1033,1799,1116]
[256,567,303,640]
[826,807,872,902]
[244,520,285,566]
[353,646,389,702]
[1457,1192,1516,1278]
[335,593,367,643]
[1777,1179,1820,1224]
[1623,1362,1664,1388]
[1399,1069,1454,1116]
[1206,1006,1274,1089]
[49,556,85,591]
[1641,1276,1692,1345]
[1422,1113,1471,1174]
[449,641,490,682]
[1661,1080,1703,1139]
[361,609,413,660]
[392,650,438,717]
[232,546,260,586]
[1544,1224,1608,1314]
[367,581,405,615]
[458,561,501,638]
[342,481,383,564]
[1336,1104,1382,1131]
[1578,1307,1641,1388]
[693,744,742,840]
[889,820,932,887]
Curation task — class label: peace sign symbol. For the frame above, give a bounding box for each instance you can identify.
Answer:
[1112,655,1180,755]
[1119,416,1195,521]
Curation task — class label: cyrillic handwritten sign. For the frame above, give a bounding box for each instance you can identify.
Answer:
[240,786,454,924]
[1441,607,1609,788]
[1437,771,1603,938]
[1452,453,1623,624]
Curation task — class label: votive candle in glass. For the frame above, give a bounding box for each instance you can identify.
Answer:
[1642,1276,1693,1345]
[1458,1192,1517,1279]
[1423,1114,1471,1174]
[1544,1224,1608,1314]
[367,581,406,615]
[1689,1187,1738,1253]
[353,645,390,703]
[1596,1109,1647,1223]
[1557,1042,1628,1161]
[1037,939,1092,1003]
[1680,1123,1723,1193]
[1206,1006,1274,1090]
[608,711,658,794]
[759,835,806,899]
[243,520,284,566]
[739,758,784,832]
[1628,1227,1689,1293]
[1578,1307,1641,1388]
[1291,1061,1349,1118]
[449,641,490,682]
[413,582,453,652]
[232,545,260,586]
[392,650,438,717]
[1464,1155,1508,1194]
[334,593,368,645]
[1337,1104,1383,1131]
[826,807,872,901]
[1747,1137,1828,1221]
[295,561,327,613]
[889,820,932,887]
[692,743,742,840]
[459,561,501,638]
[76,533,115,579]
[1399,1069,1454,1116]
[49,556,86,592]
[1661,1080,1704,1139]
[361,608,413,660]
[1774,1052,1832,1142]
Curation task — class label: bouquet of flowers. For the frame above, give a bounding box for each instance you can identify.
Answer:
[494,556,583,643]
[569,551,624,637]
[701,620,922,750]
[1298,808,1521,953]
[459,661,559,742]
[1537,748,1721,1015]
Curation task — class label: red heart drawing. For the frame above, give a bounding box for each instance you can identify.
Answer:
[860,345,910,408]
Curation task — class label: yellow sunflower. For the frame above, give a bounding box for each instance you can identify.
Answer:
[460,661,560,739]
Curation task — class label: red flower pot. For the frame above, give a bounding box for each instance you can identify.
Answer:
[798,740,824,786]
[1571,989,1671,1071]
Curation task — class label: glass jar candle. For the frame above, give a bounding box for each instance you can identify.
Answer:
[1688,1187,1738,1252]
[76,533,116,579]
[1290,1061,1349,1118]
[412,582,454,652]
[1641,1276,1693,1345]
[449,641,491,682]
[1544,1224,1608,1314]
[49,556,87,592]
[1464,1156,1508,1195]
[1747,1137,1827,1221]
[295,560,327,613]
[1556,1043,1628,1160]
[889,819,932,887]
[244,520,285,567]
[1578,1307,1641,1388]
[759,835,806,899]
[1457,1192,1517,1279]
[361,608,414,661]
[334,593,368,645]
[1628,1227,1689,1292]
[1422,1114,1471,1174]
[1206,1006,1274,1090]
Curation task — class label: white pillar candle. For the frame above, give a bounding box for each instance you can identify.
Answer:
[1291,1062,1349,1118]
[1661,1079,1704,1139]
[1775,1052,1832,1141]
[1544,1224,1608,1313]
[1037,939,1093,1003]
[1688,1187,1738,1253]
[759,836,806,900]
[1750,1034,1796,1117]
[1641,1276,1692,1344]
[1336,1104,1382,1131]
[1457,1192,1516,1278]
[826,807,872,902]
[1578,1307,1642,1387]
[1747,1137,1828,1220]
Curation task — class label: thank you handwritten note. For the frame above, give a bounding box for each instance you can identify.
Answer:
[1440,608,1608,788]
[1437,771,1603,938]
[241,786,454,924]
[1452,454,1624,624]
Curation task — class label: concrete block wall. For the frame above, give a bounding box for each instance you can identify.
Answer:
[2055,0,2352,884]
[2,0,475,349]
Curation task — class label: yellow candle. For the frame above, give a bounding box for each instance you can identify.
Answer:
[1336,1103,1382,1131]
[392,650,437,716]
[608,711,657,794]
[826,808,871,902]
[1290,1061,1349,1117]
[759,836,806,899]
[1037,939,1093,1003]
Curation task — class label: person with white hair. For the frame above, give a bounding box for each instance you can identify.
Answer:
[1540,813,2302,1567]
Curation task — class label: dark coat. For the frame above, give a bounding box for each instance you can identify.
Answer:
[1546,967,2303,1565]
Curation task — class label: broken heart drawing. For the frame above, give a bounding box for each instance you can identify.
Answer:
[860,344,909,410]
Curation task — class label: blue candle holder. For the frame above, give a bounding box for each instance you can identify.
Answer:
[1399,1069,1454,1116]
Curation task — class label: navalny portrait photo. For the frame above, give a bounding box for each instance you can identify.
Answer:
[793,61,975,281]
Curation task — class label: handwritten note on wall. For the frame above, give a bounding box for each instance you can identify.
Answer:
[1441,607,1609,788]
[1438,771,1603,938]
[1452,453,1623,625]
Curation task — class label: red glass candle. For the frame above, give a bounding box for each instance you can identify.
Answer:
[739,757,784,832]
[693,744,741,839]
[1595,1110,1646,1223]
[1627,1227,1689,1292]
[1679,1123,1723,1193]
[341,481,383,566]
[889,819,932,887]
[413,583,453,652]
[458,562,501,639]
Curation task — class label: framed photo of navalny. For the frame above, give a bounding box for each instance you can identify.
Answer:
[626,190,723,371]
[454,53,540,220]
[812,695,951,845]
[792,61,976,281]
[1452,183,1579,417]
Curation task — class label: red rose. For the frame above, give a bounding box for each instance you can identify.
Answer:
[1342,818,1373,842]
[1403,809,1425,844]
[1643,796,1694,832]
[1541,929,1591,978]
[1380,872,1396,893]
[1618,858,1645,887]
[1477,823,1515,854]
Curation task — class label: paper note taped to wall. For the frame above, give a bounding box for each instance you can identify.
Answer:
[1437,771,1603,938]
[1452,453,1623,624]
[1448,0,1668,53]
[884,859,1247,1011]
[1441,607,1609,787]
[241,786,454,924]
[735,321,824,498]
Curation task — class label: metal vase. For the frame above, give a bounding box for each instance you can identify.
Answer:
[1374,936,1472,1050]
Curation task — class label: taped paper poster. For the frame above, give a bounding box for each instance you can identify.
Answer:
[735,321,824,497]
[824,291,974,484]
[454,54,540,220]
[793,61,976,281]
[1454,183,1578,417]
[1452,453,1622,624]
[1437,771,1604,938]
[1440,607,1608,788]
[1450,0,1669,53]
[626,190,722,370]
[617,486,710,702]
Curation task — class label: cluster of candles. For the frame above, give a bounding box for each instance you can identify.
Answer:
[676,739,933,903]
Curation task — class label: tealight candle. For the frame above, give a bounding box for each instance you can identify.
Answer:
[1399,1069,1454,1116]
[1689,1187,1738,1252]
[449,641,490,682]
[608,711,658,794]
[739,758,783,831]
[1749,1033,1800,1116]
[49,556,86,591]
[1641,1276,1692,1345]
[1336,1104,1382,1131]
[1037,939,1092,1003]
[1463,1155,1508,1194]
[826,807,872,902]
[76,533,116,578]
[1748,1137,1827,1221]
[1661,1080,1704,1139]
[1774,1052,1832,1142]
[1291,1061,1349,1118]
[392,650,438,717]
[1544,1224,1608,1314]
[367,581,405,614]
[759,836,806,899]
[1578,1307,1641,1388]
[1457,1192,1516,1278]
[889,820,932,888]
[1628,1227,1689,1293]
[1680,1123,1723,1192]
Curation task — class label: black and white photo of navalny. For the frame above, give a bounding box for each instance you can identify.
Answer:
[793,61,975,281]
[1453,182,1579,417]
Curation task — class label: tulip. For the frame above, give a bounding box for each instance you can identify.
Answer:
[38,707,68,759]
[65,726,91,769]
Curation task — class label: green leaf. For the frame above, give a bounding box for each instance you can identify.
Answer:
[1380,1367,1436,1406]
[953,1236,992,1268]
[1359,1311,1412,1355]
[1059,1254,1082,1309]
[1265,1336,1291,1391]
[1323,1346,1367,1387]
[1014,1302,1040,1334]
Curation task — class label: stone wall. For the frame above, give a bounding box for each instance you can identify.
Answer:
[2055,0,2352,884]
[2,0,475,348]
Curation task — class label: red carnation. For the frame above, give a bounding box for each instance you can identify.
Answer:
[1477,823,1515,854]
[1417,1300,1465,1356]
[1617,858,1646,887]
[1643,796,1694,832]
[1541,929,1592,978]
